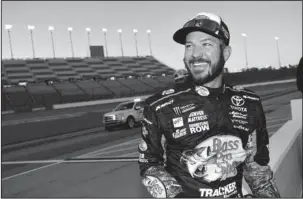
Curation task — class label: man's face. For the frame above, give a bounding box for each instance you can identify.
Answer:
[183,31,230,85]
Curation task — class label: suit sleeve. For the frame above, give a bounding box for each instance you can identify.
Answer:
[296,57,303,92]
[243,100,281,197]
[138,102,183,198]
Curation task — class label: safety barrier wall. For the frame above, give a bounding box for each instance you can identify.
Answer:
[242,98,302,197]
[52,79,296,110]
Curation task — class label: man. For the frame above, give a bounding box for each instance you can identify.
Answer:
[296,57,303,93]
[138,12,281,198]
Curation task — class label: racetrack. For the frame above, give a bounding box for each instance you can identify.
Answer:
[1,81,298,147]
[1,81,302,197]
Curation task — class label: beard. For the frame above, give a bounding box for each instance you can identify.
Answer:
[184,52,225,85]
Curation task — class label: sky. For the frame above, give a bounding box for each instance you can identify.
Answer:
[2,1,302,72]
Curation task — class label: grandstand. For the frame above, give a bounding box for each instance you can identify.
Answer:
[1,56,175,112]
[1,54,298,113]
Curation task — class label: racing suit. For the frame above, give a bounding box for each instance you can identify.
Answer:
[138,80,281,198]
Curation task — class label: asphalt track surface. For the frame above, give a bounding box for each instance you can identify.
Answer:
[1,81,302,197]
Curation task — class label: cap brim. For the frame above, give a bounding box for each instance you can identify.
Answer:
[173,27,220,45]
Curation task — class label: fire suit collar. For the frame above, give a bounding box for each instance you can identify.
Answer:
[191,83,225,97]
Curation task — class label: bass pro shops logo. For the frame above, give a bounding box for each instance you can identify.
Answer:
[180,135,247,182]
[231,96,245,107]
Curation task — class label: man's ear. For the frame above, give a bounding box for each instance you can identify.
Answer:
[223,46,232,62]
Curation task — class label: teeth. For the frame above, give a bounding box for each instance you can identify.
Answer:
[193,62,207,66]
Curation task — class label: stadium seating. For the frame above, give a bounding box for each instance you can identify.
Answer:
[75,80,114,99]
[118,78,154,95]
[2,59,35,84]
[51,81,90,103]
[98,79,134,98]
[1,56,176,111]
[26,82,60,108]
[155,76,174,88]
[140,77,169,92]
[2,85,34,112]
[1,91,12,111]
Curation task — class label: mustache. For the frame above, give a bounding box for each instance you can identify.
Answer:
[189,58,211,65]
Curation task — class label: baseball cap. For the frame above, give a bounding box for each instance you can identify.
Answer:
[173,12,230,46]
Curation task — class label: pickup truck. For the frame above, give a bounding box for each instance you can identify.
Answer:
[103,98,145,131]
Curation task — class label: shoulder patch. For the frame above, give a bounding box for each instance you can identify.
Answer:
[232,85,244,91]
[242,94,260,101]
[226,85,261,101]
[162,89,175,96]
[144,87,175,106]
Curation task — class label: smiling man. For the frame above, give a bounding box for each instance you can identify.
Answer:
[138,12,281,198]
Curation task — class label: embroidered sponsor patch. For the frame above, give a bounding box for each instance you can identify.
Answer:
[180,135,247,182]
[142,125,148,137]
[155,99,174,111]
[233,125,249,132]
[173,103,196,115]
[195,86,210,96]
[231,95,245,106]
[172,117,184,128]
[199,182,237,197]
[189,121,210,134]
[139,139,148,151]
[172,128,187,139]
[188,110,208,123]
[162,89,175,95]
[243,95,259,101]
[230,105,247,112]
[142,176,167,198]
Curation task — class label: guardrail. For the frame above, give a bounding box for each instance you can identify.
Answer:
[52,79,296,110]
[242,98,302,197]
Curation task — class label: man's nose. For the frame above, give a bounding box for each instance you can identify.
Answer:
[192,45,205,58]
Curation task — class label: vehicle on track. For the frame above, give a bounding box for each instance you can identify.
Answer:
[103,98,145,131]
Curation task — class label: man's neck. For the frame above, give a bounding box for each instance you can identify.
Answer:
[202,73,224,88]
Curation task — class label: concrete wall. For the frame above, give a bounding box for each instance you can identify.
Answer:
[243,98,302,197]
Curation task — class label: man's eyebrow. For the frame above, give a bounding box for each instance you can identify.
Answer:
[200,38,215,42]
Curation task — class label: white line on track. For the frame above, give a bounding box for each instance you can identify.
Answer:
[2,112,86,126]
[267,117,290,124]
[86,145,139,157]
[267,123,285,129]
[266,115,290,120]
[1,159,139,165]
[119,151,139,157]
[1,162,62,181]
[2,137,140,180]
[77,137,140,158]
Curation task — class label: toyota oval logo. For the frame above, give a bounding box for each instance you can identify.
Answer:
[231,95,245,106]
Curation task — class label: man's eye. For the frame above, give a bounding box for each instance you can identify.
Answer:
[185,44,192,48]
[203,43,212,47]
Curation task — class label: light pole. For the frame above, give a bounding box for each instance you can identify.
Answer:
[28,25,36,58]
[102,28,108,57]
[133,29,139,57]
[118,29,124,57]
[48,26,56,58]
[68,27,74,58]
[147,29,152,56]
[86,28,91,57]
[275,37,281,68]
[241,33,248,69]
[5,24,14,59]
